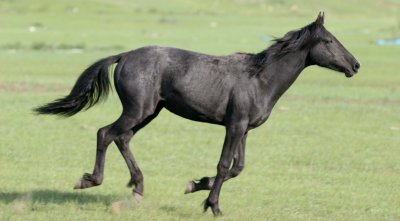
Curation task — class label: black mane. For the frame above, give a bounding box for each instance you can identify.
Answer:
[248,21,324,76]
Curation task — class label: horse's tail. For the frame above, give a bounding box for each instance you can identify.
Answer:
[34,54,122,117]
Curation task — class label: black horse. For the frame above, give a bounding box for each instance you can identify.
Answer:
[35,12,360,215]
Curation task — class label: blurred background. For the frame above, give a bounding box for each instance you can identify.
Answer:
[0,1,399,220]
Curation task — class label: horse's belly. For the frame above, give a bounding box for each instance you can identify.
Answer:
[160,60,236,125]
[163,92,227,125]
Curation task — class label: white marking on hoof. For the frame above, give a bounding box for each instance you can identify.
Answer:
[73,178,83,189]
[134,192,143,203]
[184,181,194,194]
[111,201,123,214]
[111,199,134,214]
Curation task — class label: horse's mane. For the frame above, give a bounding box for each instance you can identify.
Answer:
[247,21,324,76]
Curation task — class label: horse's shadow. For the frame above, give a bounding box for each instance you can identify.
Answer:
[0,189,114,205]
[1,189,193,218]
[1,189,206,218]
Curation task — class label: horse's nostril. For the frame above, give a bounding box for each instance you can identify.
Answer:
[354,62,360,71]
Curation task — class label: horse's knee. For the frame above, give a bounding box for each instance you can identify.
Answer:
[114,137,124,147]
[217,162,230,178]
[114,136,128,148]
[115,130,134,147]
[97,127,115,147]
[230,164,244,178]
[97,127,108,142]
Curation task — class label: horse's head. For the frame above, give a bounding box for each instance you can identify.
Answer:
[307,12,360,77]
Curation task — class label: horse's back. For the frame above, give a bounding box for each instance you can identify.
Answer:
[114,46,249,124]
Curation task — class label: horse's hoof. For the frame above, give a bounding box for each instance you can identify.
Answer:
[134,192,143,203]
[203,198,222,216]
[203,199,211,212]
[73,178,84,189]
[184,181,195,194]
[213,210,223,217]
[73,173,100,189]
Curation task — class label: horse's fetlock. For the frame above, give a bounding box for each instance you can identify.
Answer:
[208,196,218,206]
[91,176,103,185]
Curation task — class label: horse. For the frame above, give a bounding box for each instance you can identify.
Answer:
[34,12,360,215]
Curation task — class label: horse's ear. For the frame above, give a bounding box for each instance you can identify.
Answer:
[315,11,325,25]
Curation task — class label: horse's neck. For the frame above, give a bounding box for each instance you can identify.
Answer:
[257,50,308,109]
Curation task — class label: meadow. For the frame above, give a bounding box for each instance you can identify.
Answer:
[0,0,399,220]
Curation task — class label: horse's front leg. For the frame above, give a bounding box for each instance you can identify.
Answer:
[185,132,247,194]
[203,122,248,216]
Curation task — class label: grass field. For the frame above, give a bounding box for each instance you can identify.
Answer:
[1,0,400,220]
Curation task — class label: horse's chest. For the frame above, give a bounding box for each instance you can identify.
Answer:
[248,109,271,129]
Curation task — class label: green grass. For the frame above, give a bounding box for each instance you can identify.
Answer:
[0,0,399,220]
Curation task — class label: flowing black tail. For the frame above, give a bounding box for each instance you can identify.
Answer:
[34,54,121,117]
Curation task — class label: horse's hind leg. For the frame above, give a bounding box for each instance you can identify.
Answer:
[73,109,157,190]
[114,105,163,202]
[114,131,144,202]
[73,123,113,189]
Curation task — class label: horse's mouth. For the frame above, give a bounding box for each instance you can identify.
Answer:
[333,64,356,78]
[344,68,358,78]
[344,61,360,78]
[345,70,354,78]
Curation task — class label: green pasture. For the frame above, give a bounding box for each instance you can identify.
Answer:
[0,0,399,220]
